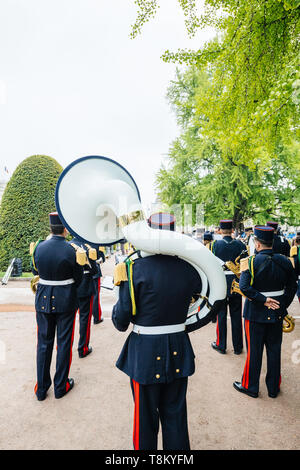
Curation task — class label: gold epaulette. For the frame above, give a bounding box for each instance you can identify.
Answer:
[29,242,36,256]
[70,243,88,266]
[113,262,128,286]
[289,257,295,268]
[246,245,250,256]
[290,245,298,257]
[240,256,250,272]
[84,244,97,261]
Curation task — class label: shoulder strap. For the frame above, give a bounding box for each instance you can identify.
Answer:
[30,239,43,272]
[125,258,137,316]
[209,240,216,254]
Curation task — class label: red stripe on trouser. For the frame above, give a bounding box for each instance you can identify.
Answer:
[216,317,220,346]
[242,320,250,389]
[97,278,102,320]
[34,323,39,394]
[132,380,140,450]
[66,315,76,392]
[84,296,93,355]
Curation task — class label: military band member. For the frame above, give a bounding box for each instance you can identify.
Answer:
[112,214,213,450]
[233,226,297,398]
[290,235,300,302]
[209,219,247,355]
[203,231,213,247]
[266,221,290,257]
[92,246,106,324]
[31,212,83,400]
[70,237,98,358]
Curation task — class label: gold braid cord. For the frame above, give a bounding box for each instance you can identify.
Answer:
[118,210,145,228]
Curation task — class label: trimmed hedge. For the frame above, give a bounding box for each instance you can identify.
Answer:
[0,155,63,271]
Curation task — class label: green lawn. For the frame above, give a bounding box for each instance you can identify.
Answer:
[0,272,33,278]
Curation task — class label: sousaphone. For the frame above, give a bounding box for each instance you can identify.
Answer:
[55,156,227,326]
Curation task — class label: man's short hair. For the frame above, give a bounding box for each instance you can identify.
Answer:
[221,229,232,235]
[50,224,64,235]
[254,236,273,248]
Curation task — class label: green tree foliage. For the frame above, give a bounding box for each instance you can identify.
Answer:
[132,0,299,164]
[0,155,63,271]
[131,1,300,227]
[155,68,300,228]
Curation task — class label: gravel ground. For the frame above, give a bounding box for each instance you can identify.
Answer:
[0,256,299,450]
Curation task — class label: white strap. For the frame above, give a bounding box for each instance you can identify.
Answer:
[132,323,186,335]
[260,290,284,297]
[83,271,90,274]
[225,271,234,275]
[39,278,75,286]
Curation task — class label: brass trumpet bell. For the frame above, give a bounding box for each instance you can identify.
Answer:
[30,275,39,294]
[282,314,295,333]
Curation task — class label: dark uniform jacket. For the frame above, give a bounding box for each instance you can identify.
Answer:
[291,245,300,297]
[112,254,203,385]
[70,237,99,298]
[91,246,106,280]
[272,234,290,257]
[239,249,297,323]
[32,235,83,313]
[210,236,247,296]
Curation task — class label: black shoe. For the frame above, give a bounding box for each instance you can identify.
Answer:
[268,390,280,398]
[55,378,74,399]
[36,394,47,401]
[233,381,258,398]
[78,346,93,358]
[211,342,226,354]
[94,319,103,324]
[234,349,243,355]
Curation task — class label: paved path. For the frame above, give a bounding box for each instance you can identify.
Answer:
[0,255,299,450]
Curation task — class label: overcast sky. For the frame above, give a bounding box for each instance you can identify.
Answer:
[0,0,216,207]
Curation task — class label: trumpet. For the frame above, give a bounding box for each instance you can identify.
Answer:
[30,275,39,294]
[225,249,249,279]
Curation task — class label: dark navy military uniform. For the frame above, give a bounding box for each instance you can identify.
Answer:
[70,237,98,357]
[235,226,297,397]
[32,229,83,400]
[112,253,206,450]
[209,220,247,354]
[267,221,290,256]
[290,243,300,301]
[92,246,106,324]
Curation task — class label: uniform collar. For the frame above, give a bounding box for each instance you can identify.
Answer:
[223,236,233,241]
[51,235,66,241]
[257,248,273,255]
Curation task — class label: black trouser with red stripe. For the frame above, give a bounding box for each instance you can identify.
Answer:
[92,277,102,322]
[241,319,283,395]
[78,295,94,356]
[215,294,243,352]
[35,310,76,399]
[130,377,190,450]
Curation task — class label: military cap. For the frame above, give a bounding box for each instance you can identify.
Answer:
[219,219,233,230]
[148,212,176,231]
[49,212,64,227]
[266,221,279,230]
[245,227,253,232]
[203,231,213,241]
[254,225,274,243]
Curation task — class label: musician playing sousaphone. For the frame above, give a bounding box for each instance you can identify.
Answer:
[233,225,297,399]
[112,212,216,450]
[54,155,227,451]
